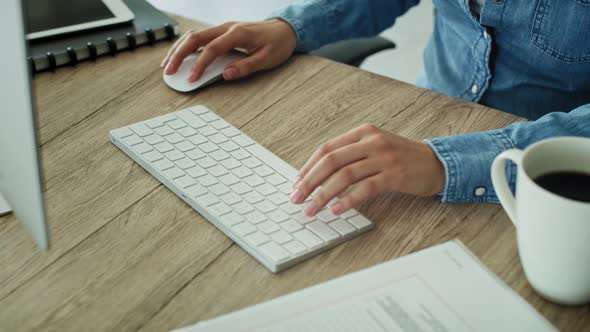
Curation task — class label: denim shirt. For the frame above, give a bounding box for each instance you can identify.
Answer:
[271,0,590,203]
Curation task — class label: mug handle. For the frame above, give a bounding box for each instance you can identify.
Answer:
[491,149,524,226]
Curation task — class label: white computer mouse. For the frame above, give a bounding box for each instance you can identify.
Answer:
[163,51,247,92]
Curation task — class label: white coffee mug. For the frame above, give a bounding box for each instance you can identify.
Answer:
[491,136,590,305]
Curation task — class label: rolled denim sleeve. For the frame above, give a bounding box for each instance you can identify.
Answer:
[269,0,420,52]
[425,104,590,204]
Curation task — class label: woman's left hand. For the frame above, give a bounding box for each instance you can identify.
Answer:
[290,124,446,216]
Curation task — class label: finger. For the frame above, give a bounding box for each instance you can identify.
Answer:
[161,31,190,68]
[303,160,380,216]
[165,25,229,75]
[222,48,270,80]
[330,174,385,215]
[291,142,368,204]
[295,130,364,188]
[187,31,239,82]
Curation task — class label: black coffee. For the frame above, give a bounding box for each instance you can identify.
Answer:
[533,171,590,202]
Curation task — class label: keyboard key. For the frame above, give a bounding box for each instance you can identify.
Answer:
[243,191,264,204]
[199,113,219,122]
[219,141,240,152]
[348,215,372,230]
[208,165,228,177]
[284,240,307,255]
[306,221,340,241]
[231,149,251,160]
[177,126,198,137]
[255,200,276,214]
[259,242,290,263]
[133,143,153,154]
[231,182,252,195]
[196,157,217,169]
[175,158,196,170]
[210,202,231,216]
[245,210,267,224]
[168,119,187,130]
[175,141,195,152]
[246,232,270,247]
[189,135,208,145]
[233,201,255,215]
[186,166,207,178]
[244,174,265,187]
[197,194,219,206]
[280,202,301,215]
[154,141,174,153]
[130,123,153,137]
[317,209,339,223]
[186,149,206,160]
[163,167,184,180]
[242,156,263,168]
[255,183,277,196]
[175,175,197,188]
[221,192,242,205]
[199,142,218,153]
[268,209,290,223]
[197,175,218,187]
[267,192,288,205]
[329,219,357,235]
[210,150,230,162]
[123,134,142,146]
[258,221,280,234]
[340,209,359,219]
[210,119,230,130]
[293,229,323,250]
[154,159,174,171]
[113,127,133,138]
[143,150,163,162]
[220,212,244,227]
[277,183,293,195]
[145,119,164,129]
[165,150,184,161]
[220,157,241,170]
[209,183,230,196]
[164,133,185,144]
[221,127,241,138]
[219,174,240,186]
[185,185,207,197]
[233,222,257,236]
[198,125,217,136]
[281,220,303,233]
[232,166,253,178]
[209,133,228,144]
[233,135,255,147]
[266,174,287,186]
[271,230,294,245]
[190,105,209,115]
[144,134,164,145]
[293,211,316,225]
[155,126,174,136]
[253,165,274,177]
[178,110,207,128]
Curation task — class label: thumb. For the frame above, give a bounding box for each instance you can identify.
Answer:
[223,51,268,80]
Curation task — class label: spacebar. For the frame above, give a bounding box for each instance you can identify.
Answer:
[246,144,298,181]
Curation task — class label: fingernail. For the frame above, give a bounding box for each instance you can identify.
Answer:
[331,202,344,215]
[292,176,302,189]
[160,59,166,68]
[290,189,305,204]
[224,66,239,80]
[304,201,319,217]
[187,73,197,82]
[164,64,172,75]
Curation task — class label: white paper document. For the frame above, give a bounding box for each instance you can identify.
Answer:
[175,240,556,332]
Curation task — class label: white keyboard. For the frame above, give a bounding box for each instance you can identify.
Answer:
[110,105,373,272]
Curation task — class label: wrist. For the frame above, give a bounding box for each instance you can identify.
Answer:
[421,142,446,196]
[269,18,298,52]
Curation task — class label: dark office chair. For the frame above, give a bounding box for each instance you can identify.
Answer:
[311,36,396,67]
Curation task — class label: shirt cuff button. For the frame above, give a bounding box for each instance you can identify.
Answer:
[474,187,487,197]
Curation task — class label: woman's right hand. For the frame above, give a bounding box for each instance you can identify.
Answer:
[161,19,298,82]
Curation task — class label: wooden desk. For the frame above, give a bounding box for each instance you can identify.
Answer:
[1,16,588,332]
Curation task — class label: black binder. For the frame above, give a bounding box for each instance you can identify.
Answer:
[27,0,179,73]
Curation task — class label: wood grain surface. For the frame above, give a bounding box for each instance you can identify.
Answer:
[0,16,588,332]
